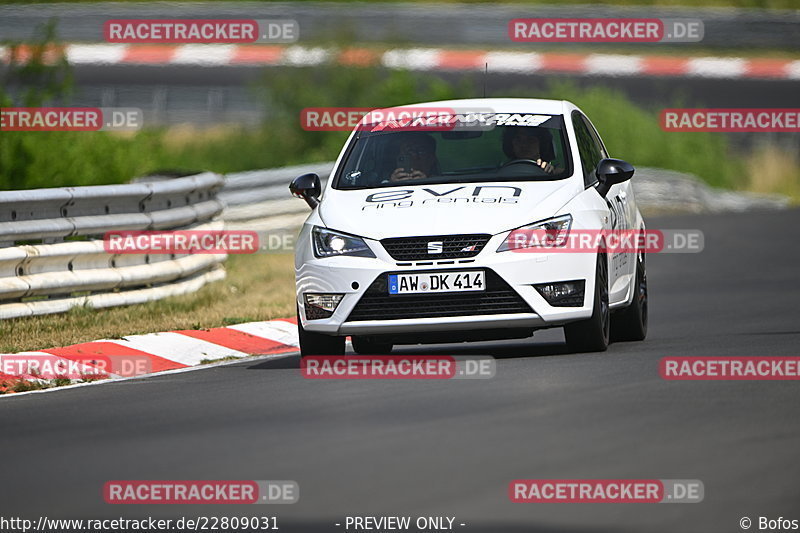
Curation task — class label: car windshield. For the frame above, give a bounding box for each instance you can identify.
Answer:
[334,113,571,190]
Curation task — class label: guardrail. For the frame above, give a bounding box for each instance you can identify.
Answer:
[220,162,334,232]
[219,162,790,229]
[0,172,226,320]
[1,162,787,321]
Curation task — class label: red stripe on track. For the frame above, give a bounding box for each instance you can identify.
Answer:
[6,44,65,65]
[539,53,587,73]
[122,45,177,64]
[436,50,487,70]
[175,328,294,354]
[230,45,284,64]
[43,342,185,374]
[339,48,380,66]
[0,372,22,392]
[641,56,690,76]
[744,59,792,78]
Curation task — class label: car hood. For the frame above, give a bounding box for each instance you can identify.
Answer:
[317,180,580,240]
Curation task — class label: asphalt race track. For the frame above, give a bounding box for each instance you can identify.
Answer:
[2,209,799,532]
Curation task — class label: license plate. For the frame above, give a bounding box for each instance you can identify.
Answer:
[388,271,485,294]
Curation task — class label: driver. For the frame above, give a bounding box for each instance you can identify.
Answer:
[388,133,438,182]
[502,126,558,175]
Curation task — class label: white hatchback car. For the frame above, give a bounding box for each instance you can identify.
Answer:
[290,98,647,356]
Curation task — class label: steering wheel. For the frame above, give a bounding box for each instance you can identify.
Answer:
[501,159,539,168]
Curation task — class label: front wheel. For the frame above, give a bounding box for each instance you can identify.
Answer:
[564,253,610,353]
[298,309,345,357]
[611,252,648,342]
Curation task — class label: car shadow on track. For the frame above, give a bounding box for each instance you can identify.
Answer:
[247,354,301,370]
[246,337,574,371]
[395,340,573,359]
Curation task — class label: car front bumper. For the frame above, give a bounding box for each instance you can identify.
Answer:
[296,229,598,336]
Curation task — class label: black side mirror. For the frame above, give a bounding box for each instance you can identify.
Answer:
[595,158,634,197]
[290,173,321,209]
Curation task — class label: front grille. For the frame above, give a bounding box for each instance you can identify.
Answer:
[381,234,491,261]
[345,269,533,322]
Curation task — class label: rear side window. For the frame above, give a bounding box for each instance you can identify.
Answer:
[571,111,604,187]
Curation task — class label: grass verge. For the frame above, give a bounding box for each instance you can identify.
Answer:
[0,253,297,354]
[745,144,800,202]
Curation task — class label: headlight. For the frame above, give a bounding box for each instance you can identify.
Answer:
[497,214,573,252]
[312,226,375,258]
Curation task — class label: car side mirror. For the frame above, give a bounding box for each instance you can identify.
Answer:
[290,173,321,209]
[595,158,634,197]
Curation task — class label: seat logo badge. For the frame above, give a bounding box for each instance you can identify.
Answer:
[427,241,443,254]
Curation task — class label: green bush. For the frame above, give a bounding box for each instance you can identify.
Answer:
[526,82,742,188]
[1,131,160,189]
[2,30,742,190]
[1,61,469,189]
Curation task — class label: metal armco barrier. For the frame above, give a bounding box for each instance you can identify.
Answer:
[219,162,789,231]
[1,162,786,321]
[0,172,226,319]
[220,162,334,232]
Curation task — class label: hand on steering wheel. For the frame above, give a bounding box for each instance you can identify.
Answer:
[502,158,555,174]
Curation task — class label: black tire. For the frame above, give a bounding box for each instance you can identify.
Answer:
[564,253,610,353]
[351,336,394,355]
[298,309,345,357]
[611,251,648,342]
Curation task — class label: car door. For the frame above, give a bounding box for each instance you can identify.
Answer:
[572,111,635,305]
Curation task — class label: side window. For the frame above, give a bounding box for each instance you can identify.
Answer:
[582,115,608,162]
[571,111,603,187]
